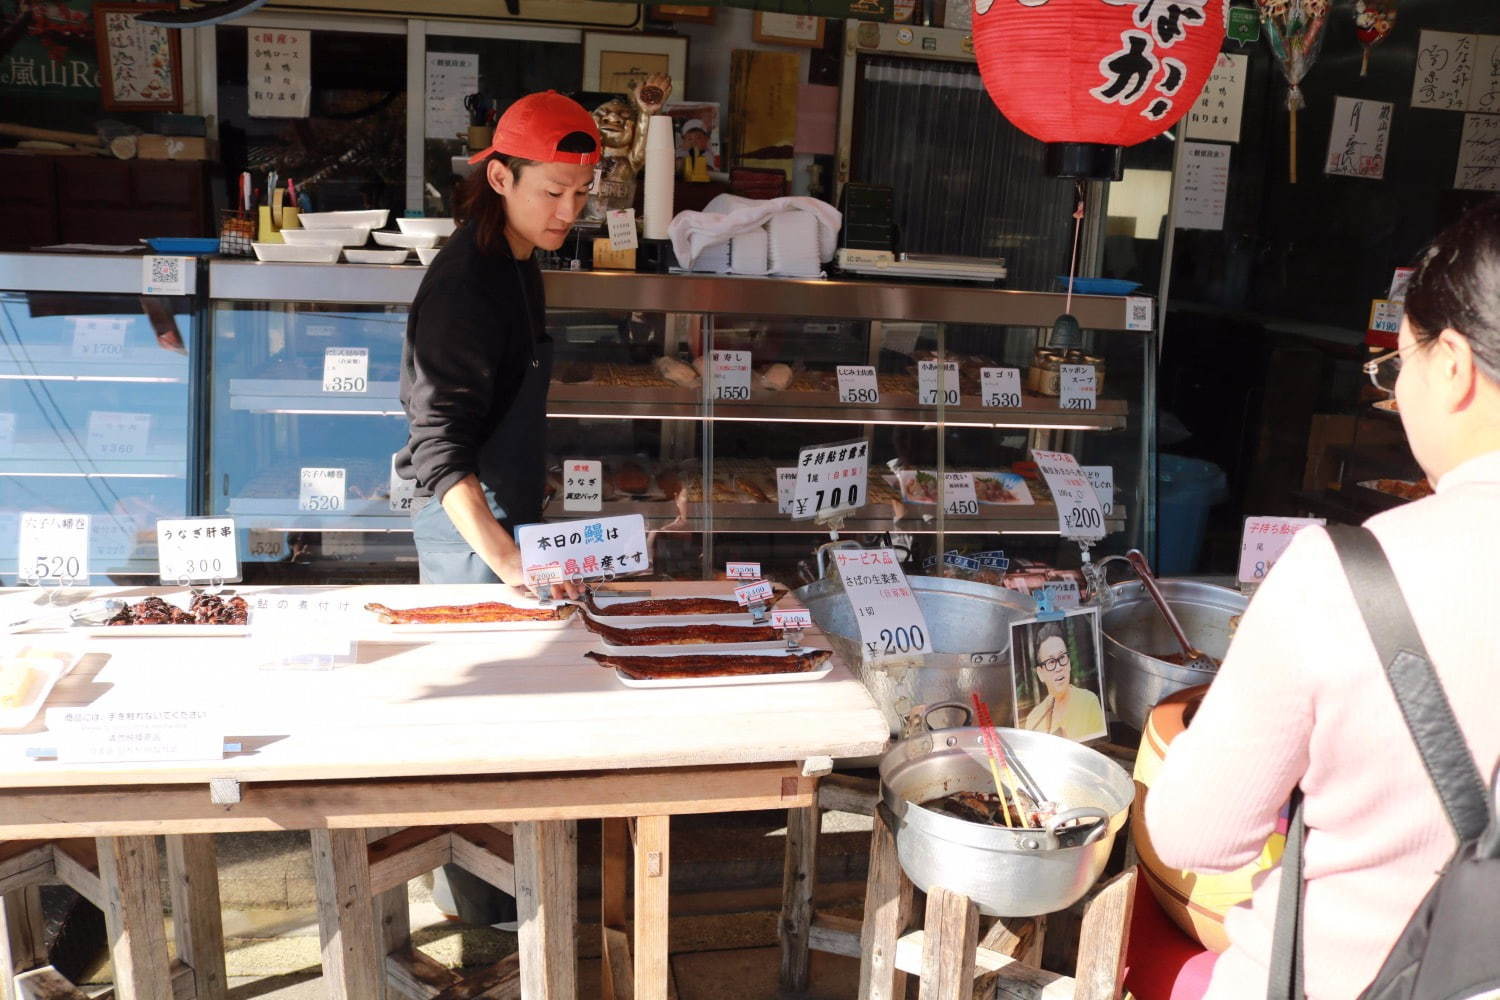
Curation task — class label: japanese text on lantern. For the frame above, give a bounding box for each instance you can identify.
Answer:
[1091,0,1206,121]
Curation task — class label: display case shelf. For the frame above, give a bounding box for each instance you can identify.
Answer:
[227,378,402,414]
[0,346,186,383]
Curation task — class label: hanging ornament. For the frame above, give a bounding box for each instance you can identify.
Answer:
[1353,0,1397,77]
[1257,0,1331,183]
[971,0,1227,180]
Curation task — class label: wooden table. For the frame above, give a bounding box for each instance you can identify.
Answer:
[0,583,890,1000]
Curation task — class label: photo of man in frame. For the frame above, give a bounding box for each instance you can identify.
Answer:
[1010,608,1107,743]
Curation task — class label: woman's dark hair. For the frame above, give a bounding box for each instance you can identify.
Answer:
[456,131,598,256]
[1404,198,1500,380]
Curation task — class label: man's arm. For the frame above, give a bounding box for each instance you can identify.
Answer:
[441,475,579,598]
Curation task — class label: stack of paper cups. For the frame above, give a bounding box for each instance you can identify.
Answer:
[643,114,675,240]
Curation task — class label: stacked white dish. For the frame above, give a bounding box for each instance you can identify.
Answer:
[344,248,410,264]
[397,217,456,239]
[416,247,441,265]
[251,242,342,263]
[299,209,390,230]
[282,226,371,248]
[372,230,439,250]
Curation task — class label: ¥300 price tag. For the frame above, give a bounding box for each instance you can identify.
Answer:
[711,350,752,401]
[156,517,239,584]
[831,547,931,666]
[837,365,880,404]
[981,367,1022,408]
[918,360,960,406]
[517,513,649,587]
[1031,449,1106,541]
[942,472,979,516]
[18,512,90,584]
[299,467,346,513]
[322,347,369,394]
[726,561,761,580]
[1238,516,1325,584]
[1059,364,1098,411]
[791,439,868,521]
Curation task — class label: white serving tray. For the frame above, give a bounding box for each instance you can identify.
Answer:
[0,643,84,731]
[608,647,834,688]
[84,624,249,638]
[353,586,579,639]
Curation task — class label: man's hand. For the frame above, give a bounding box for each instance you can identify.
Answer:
[492,547,581,601]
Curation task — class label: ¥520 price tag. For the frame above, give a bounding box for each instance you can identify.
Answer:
[156,517,239,584]
[711,350,752,401]
[322,347,369,394]
[299,467,346,513]
[1031,449,1106,541]
[1059,364,1098,411]
[942,472,979,516]
[980,367,1022,408]
[831,547,930,666]
[1238,516,1325,584]
[791,439,868,521]
[18,512,90,584]
[837,365,880,404]
[918,360,960,406]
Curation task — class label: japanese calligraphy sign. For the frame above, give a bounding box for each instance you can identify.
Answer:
[1031,449,1107,541]
[1081,466,1116,516]
[1455,113,1500,192]
[249,592,358,663]
[248,28,310,119]
[917,360,960,406]
[18,512,90,585]
[1185,52,1246,143]
[1238,516,1324,584]
[94,4,181,111]
[516,514,649,586]
[563,459,603,512]
[791,439,868,521]
[1059,364,1098,411]
[1324,96,1392,180]
[298,467,346,513]
[942,472,979,517]
[156,517,239,584]
[710,350,753,401]
[831,547,930,667]
[48,707,222,764]
[981,367,1023,408]
[424,51,478,140]
[837,365,880,404]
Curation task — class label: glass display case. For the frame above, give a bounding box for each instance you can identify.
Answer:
[0,255,197,584]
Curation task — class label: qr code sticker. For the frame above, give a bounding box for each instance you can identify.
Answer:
[151,256,180,286]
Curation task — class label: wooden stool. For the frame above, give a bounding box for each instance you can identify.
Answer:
[1,835,227,1000]
[598,816,672,1000]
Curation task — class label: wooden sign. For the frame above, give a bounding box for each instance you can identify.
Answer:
[94,3,182,112]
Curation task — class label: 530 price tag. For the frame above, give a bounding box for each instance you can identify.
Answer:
[942,472,979,516]
[299,467,346,513]
[711,350,752,401]
[980,367,1022,408]
[831,547,931,666]
[918,360,960,406]
[837,365,880,404]
[791,439,868,521]
[18,512,90,584]
[1238,516,1325,584]
[322,347,369,394]
[1059,364,1098,411]
[1032,449,1106,541]
[156,517,239,584]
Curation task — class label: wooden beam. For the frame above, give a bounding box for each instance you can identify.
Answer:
[632,816,669,1000]
[807,912,862,958]
[918,887,981,1000]
[95,835,172,1000]
[431,953,520,1000]
[367,827,452,897]
[385,946,460,1000]
[13,966,91,1000]
[51,842,101,912]
[3,886,49,1000]
[369,829,414,997]
[599,818,630,1000]
[895,931,1070,999]
[777,805,819,993]
[164,835,227,1000]
[1071,869,1136,1000]
[816,773,880,816]
[311,828,384,1000]
[857,805,913,1000]
[600,927,633,1000]
[449,825,515,896]
[514,821,577,1000]
[0,846,53,900]
[89,960,196,1000]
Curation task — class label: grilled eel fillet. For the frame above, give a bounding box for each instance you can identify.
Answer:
[581,615,780,645]
[584,589,786,617]
[365,601,564,624]
[585,648,832,679]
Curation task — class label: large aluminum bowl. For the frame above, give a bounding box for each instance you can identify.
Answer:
[880,725,1134,916]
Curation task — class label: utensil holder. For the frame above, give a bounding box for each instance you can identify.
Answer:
[257,206,283,244]
[218,209,256,257]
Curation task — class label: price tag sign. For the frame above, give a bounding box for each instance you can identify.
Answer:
[1081,466,1115,516]
[980,367,1023,408]
[942,472,979,516]
[156,517,239,584]
[606,208,638,251]
[1031,449,1107,541]
[830,547,931,666]
[791,439,868,521]
[322,534,364,557]
[249,592,358,665]
[18,512,90,584]
[70,317,128,361]
[776,467,797,514]
[1039,579,1082,609]
[1238,516,1325,584]
[1059,364,1098,411]
[248,529,286,559]
[711,350,753,401]
[734,579,776,606]
[1388,266,1415,304]
[563,459,603,512]
[322,347,369,394]
[1126,296,1154,332]
[771,608,812,630]
[299,467,346,513]
[918,360,960,406]
[0,412,14,453]
[47,707,222,764]
[388,454,427,514]
[726,561,761,580]
[142,254,190,296]
[517,513,649,587]
[837,365,880,404]
[86,411,150,459]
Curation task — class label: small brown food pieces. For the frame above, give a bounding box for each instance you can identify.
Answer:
[584,589,786,617]
[107,593,248,626]
[586,648,831,680]
[581,615,780,645]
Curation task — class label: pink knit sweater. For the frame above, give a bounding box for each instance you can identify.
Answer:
[1145,450,1500,1000]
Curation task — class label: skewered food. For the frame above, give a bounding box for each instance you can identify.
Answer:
[581,615,780,645]
[364,601,565,624]
[586,648,831,679]
[584,590,786,617]
[924,789,1051,829]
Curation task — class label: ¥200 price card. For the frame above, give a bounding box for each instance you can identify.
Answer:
[1031,449,1106,541]
[831,547,931,666]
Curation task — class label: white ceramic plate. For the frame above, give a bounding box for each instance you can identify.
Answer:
[372,230,439,250]
[298,209,390,230]
[416,247,440,266]
[607,647,834,688]
[83,624,250,637]
[0,643,84,731]
[344,248,410,264]
[252,242,341,263]
[283,226,369,248]
[397,217,456,238]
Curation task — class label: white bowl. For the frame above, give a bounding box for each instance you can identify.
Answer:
[397,217,457,238]
[372,230,439,249]
[344,248,410,264]
[281,226,369,248]
[298,209,390,230]
[416,246,440,265]
[251,242,342,263]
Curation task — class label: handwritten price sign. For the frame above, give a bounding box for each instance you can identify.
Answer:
[1238,516,1325,584]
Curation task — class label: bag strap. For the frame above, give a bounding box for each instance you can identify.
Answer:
[1326,524,1491,841]
[1266,790,1306,1000]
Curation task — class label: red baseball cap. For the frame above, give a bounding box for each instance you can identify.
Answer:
[466,90,602,166]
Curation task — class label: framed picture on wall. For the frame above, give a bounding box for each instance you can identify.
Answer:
[582,31,689,94]
[1008,607,1108,744]
[650,4,716,23]
[94,3,183,112]
[753,12,827,48]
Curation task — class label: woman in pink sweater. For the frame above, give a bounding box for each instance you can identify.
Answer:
[1145,199,1500,999]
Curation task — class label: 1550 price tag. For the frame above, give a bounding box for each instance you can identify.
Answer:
[980,367,1022,408]
[322,347,369,394]
[156,517,239,584]
[711,350,753,401]
[1238,516,1325,583]
[837,365,880,404]
[918,361,960,406]
[831,547,931,666]
[299,468,346,512]
[942,472,979,516]
[18,512,90,584]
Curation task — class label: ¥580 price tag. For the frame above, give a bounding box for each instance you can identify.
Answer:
[791,439,868,521]
[1031,449,1106,541]
[981,367,1022,408]
[918,360,960,406]
[18,512,90,584]
[711,350,753,401]
[322,347,369,394]
[299,467,346,513]
[1238,516,1325,584]
[1059,364,1098,411]
[831,547,930,666]
[156,517,239,584]
[942,472,979,516]
[837,365,880,404]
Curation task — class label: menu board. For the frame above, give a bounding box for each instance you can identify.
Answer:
[95,4,180,111]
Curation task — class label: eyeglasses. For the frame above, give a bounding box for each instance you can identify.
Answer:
[1363,348,1404,393]
[1037,652,1070,672]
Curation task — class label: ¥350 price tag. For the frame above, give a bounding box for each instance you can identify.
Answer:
[299,467,346,513]
[1031,449,1106,541]
[156,517,239,584]
[322,347,369,394]
[517,513,649,587]
[942,472,979,516]
[711,350,753,401]
[1059,364,1098,411]
[980,367,1022,408]
[1238,516,1325,584]
[837,365,880,404]
[18,512,90,584]
[791,439,868,521]
[726,561,761,580]
[831,547,930,666]
[918,360,960,406]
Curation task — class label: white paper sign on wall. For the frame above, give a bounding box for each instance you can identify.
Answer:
[517,514,649,586]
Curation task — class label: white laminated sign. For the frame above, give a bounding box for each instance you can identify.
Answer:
[517,514,649,586]
[1238,516,1325,584]
[1031,449,1106,541]
[156,517,239,584]
[830,547,930,666]
[791,439,868,521]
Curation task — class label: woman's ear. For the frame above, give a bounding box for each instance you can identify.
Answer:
[486,158,513,197]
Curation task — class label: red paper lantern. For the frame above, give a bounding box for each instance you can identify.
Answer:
[972,0,1227,179]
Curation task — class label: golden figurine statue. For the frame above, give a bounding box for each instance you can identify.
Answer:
[583,72,673,223]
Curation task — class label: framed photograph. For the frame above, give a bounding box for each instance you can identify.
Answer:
[753,12,827,48]
[663,101,722,173]
[582,31,689,95]
[650,4,716,23]
[94,3,183,112]
[1009,608,1107,743]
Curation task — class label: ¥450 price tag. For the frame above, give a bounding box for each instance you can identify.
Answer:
[18,512,90,585]
[981,367,1022,408]
[1238,516,1325,584]
[791,439,868,521]
[831,547,930,666]
[942,472,979,516]
[299,468,346,512]
[1031,449,1106,541]
[837,365,880,404]
[156,517,239,584]
[322,347,369,394]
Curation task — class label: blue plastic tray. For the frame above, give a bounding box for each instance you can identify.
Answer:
[145,237,220,255]
[1055,277,1141,296]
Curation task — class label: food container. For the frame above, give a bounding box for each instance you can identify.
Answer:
[372,230,439,250]
[298,209,390,230]
[251,242,341,263]
[416,247,441,266]
[880,722,1134,916]
[1025,348,1106,397]
[283,226,370,248]
[344,248,410,264]
[397,217,457,239]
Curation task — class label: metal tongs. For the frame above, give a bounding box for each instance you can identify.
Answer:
[1124,549,1218,671]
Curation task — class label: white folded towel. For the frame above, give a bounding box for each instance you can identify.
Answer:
[729,227,769,275]
[668,194,842,274]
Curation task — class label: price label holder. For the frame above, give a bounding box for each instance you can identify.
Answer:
[918,360,960,406]
[86,411,150,460]
[836,365,880,404]
[389,454,429,514]
[726,561,761,580]
[710,350,753,402]
[322,347,369,394]
[942,472,979,517]
[563,459,603,513]
[980,367,1023,408]
[299,467,346,513]
[831,547,931,668]
[606,208,639,251]
[70,317,128,361]
[517,513,649,591]
[1237,516,1325,586]
[1031,449,1106,542]
[45,707,222,765]
[975,550,1010,572]
[734,579,776,623]
[1059,364,1098,411]
[248,593,357,670]
[18,512,90,587]
[776,468,797,514]
[1080,466,1115,516]
[791,439,869,522]
[156,517,239,586]
[771,607,812,648]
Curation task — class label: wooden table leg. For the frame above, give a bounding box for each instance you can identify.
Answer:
[919,887,979,1000]
[599,819,630,1000]
[632,816,669,1000]
[96,835,172,1000]
[514,820,578,1000]
[165,834,227,1000]
[778,804,819,994]
[367,828,410,999]
[858,804,913,1000]
[2,884,47,1000]
[311,828,384,1000]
